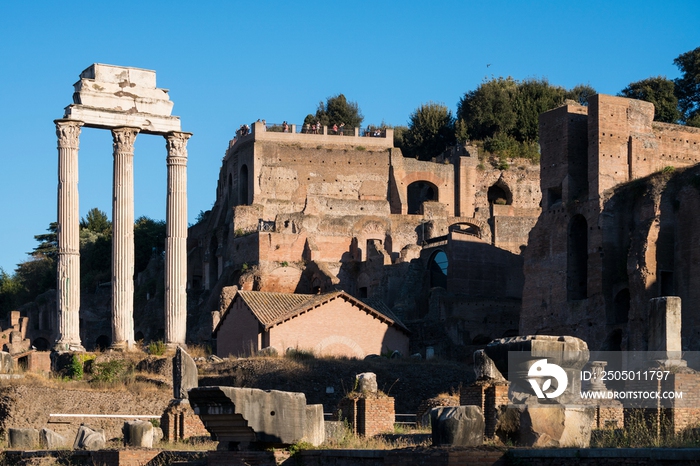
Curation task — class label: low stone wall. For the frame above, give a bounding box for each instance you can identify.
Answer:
[6,448,700,466]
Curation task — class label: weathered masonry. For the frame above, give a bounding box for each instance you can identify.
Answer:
[522,94,700,351]
[55,64,191,350]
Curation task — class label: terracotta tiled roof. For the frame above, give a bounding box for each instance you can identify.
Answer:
[236,290,314,326]
[215,290,409,336]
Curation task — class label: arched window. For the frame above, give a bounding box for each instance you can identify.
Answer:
[407,181,438,214]
[239,165,249,205]
[567,215,588,300]
[429,250,448,289]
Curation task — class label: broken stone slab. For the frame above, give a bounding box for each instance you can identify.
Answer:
[73,425,106,450]
[9,428,39,449]
[484,335,589,402]
[40,428,67,449]
[356,372,378,393]
[430,406,484,447]
[303,404,325,446]
[173,346,198,399]
[496,403,595,447]
[123,420,154,448]
[189,386,307,449]
[473,349,505,382]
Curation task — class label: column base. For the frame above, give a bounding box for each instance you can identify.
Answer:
[165,342,187,351]
[110,341,134,351]
[53,341,86,353]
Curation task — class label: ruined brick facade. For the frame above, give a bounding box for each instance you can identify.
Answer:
[188,122,540,353]
[522,94,700,351]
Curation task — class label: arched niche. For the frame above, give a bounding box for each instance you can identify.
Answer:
[407,181,438,214]
[487,180,512,205]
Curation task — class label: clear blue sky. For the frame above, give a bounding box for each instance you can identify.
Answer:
[1,0,698,273]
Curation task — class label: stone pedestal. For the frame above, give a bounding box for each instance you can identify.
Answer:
[648,296,686,367]
[54,120,85,351]
[338,395,395,437]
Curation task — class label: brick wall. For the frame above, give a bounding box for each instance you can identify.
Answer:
[90,450,160,466]
[461,382,509,438]
[338,395,395,437]
[160,400,209,442]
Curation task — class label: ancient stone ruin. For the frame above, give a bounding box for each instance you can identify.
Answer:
[188,386,324,450]
[54,64,191,350]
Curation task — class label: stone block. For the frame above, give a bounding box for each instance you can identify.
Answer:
[73,425,106,450]
[189,386,307,448]
[648,296,685,366]
[39,428,67,449]
[0,351,14,373]
[173,346,198,399]
[356,372,377,394]
[430,406,484,447]
[123,420,154,448]
[8,428,39,449]
[304,404,325,446]
[496,403,595,447]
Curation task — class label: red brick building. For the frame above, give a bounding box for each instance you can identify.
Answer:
[214,290,409,358]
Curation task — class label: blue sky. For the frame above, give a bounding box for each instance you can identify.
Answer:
[1,0,698,273]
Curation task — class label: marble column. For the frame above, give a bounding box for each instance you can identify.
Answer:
[111,127,139,349]
[55,119,85,351]
[164,132,191,346]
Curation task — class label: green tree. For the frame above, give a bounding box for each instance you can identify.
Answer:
[79,208,112,291]
[134,217,166,274]
[402,102,456,160]
[32,222,58,260]
[0,268,22,316]
[674,46,700,127]
[80,207,111,235]
[314,94,364,129]
[619,76,681,123]
[565,84,597,106]
[513,78,567,142]
[457,77,519,142]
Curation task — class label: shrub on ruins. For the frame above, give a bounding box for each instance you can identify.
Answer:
[674,46,700,127]
[620,76,681,123]
[313,94,364,129]
[456,77,593,165]
[402,102,456,161]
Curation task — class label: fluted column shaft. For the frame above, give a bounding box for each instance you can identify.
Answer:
[164,132,191,346]
[55,120,85,351]
[111,127,139,349]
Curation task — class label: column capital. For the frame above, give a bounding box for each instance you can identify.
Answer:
[165,132,192,160]
[111,127,140,153]
[55,119,84,148]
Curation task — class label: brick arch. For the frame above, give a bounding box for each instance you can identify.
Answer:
[397,172,448,215]
[314,335,365,358]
